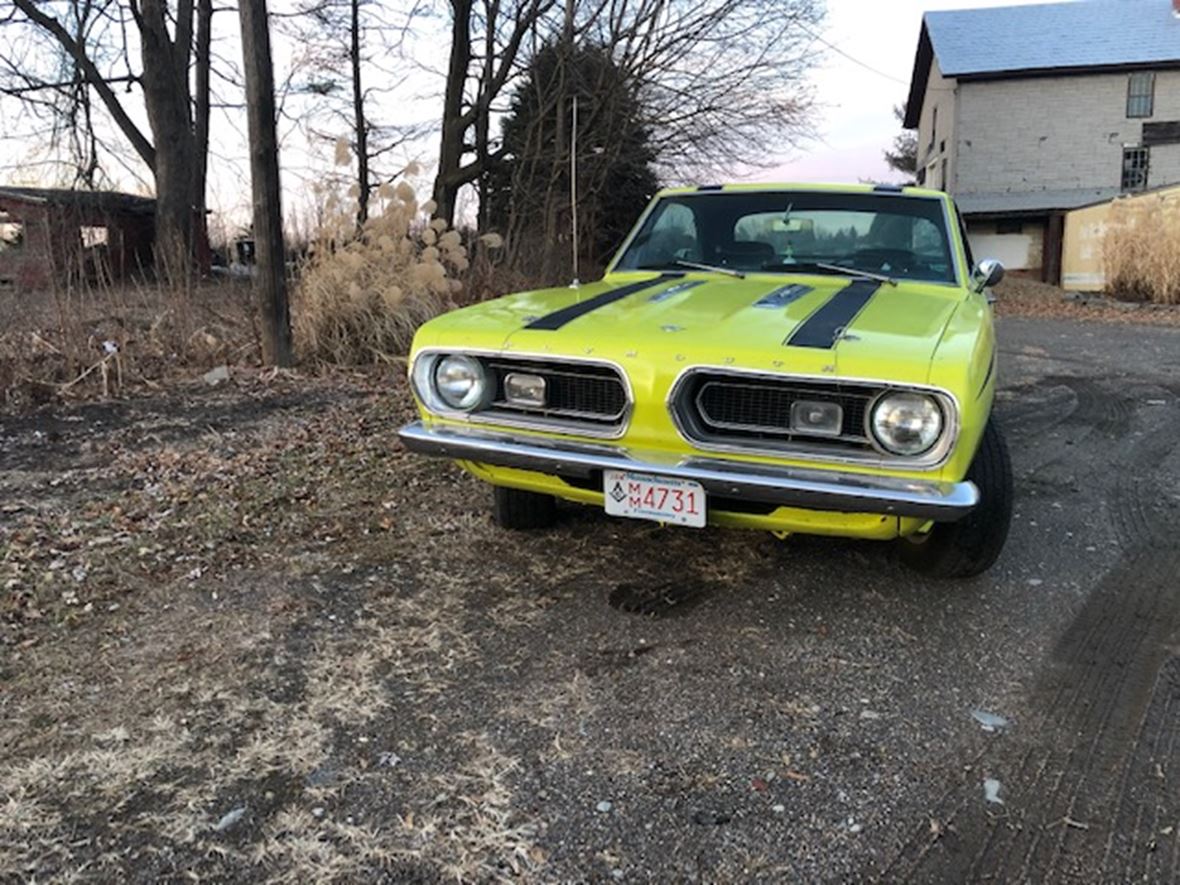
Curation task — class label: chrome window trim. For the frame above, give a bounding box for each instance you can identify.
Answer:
[410,346,634,440]
[666,365,961,471]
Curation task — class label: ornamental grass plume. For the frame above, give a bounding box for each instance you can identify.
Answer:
[294,175,468,365]
[1103,190,1180,305]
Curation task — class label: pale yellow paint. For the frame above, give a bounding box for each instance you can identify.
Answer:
[1062,184,1180,292]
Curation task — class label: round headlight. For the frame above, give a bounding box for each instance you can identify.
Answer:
[433,354,488,411]
[870,392,943,456]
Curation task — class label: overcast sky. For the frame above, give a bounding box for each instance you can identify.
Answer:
[0,0,1073,226]
[764,0,1063,185]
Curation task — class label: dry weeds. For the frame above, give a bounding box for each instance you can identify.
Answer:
[1103,190,1180,304]
[292,171,505,367]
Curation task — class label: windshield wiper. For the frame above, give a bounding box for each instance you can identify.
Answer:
[638,260,745,279]
[763,261,897,287]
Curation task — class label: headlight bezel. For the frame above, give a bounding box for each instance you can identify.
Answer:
[867,390,946,457]
[410,352,491,413]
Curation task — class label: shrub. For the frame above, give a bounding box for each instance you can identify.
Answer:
[294,177,470,365]
[1103,190,1180,305]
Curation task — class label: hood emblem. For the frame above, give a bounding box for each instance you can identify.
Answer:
[661,324,685,333]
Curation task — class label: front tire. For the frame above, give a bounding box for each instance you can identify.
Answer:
[492,486,557,530]
[898,418,1014,578]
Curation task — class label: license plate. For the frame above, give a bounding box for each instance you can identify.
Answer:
[603,470,706,528]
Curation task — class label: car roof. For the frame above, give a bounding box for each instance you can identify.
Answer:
[655,183,947,200]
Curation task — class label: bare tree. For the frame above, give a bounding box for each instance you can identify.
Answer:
[571,0,824,182]
[434,0,557,226]
[239,0,292,366]
[2,0,214,274]
[278,0,426,234]
[436,0,821,230]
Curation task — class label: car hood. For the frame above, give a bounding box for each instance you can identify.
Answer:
[420,272,964,386]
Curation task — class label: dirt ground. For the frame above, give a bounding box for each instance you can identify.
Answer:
[3,316,1180,883]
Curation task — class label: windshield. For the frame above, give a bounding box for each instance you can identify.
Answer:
[614,191,957,284]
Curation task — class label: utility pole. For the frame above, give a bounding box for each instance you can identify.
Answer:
[239,0,293,366]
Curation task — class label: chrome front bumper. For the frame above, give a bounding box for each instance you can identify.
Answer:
[398,421,979,521]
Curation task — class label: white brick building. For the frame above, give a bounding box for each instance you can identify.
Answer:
[904,0,1180,282]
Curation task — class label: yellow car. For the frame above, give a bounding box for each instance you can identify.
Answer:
[399,183,1013,577]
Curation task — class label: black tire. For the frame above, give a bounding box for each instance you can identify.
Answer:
[492,486,557,530]
[898,418,1014,579]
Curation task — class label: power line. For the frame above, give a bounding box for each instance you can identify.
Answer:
[798,24,910,86]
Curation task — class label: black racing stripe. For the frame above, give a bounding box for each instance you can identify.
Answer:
[525,275,677,330]
[785,279,882,349]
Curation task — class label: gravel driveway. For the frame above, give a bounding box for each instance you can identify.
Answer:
[2,316,1179,883]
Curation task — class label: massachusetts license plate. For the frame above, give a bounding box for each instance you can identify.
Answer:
[603,470,706,528]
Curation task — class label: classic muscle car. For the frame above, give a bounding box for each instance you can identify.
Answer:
[399,183,1013,577]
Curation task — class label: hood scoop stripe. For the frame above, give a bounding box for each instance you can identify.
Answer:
[525,274,678,330]
[753,284,813,309]
[648,279,704,302]
[785,279,881,349]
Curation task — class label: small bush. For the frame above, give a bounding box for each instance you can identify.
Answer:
[1103,191,1180,305]
[294,178,469,365]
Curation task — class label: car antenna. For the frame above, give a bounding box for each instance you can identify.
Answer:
[569,93,580,288]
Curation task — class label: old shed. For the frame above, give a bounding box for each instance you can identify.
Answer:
[0,187,156,293]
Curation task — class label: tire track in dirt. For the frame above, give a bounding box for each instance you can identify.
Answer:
[882,377,1180,884]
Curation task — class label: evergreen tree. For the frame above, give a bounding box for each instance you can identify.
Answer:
[485,41,659,281]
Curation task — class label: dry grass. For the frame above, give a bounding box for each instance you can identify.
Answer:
[1103,190,1180,304]
[0,277,257,410]
[293,177,498,367]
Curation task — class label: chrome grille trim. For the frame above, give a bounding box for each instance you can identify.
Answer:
[409,348,633,439]
[693,379,872,443]
[667,366,959,470]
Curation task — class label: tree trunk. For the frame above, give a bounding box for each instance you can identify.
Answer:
[137,0,196,281]
[193,0,213,268]
[239,0,293,367]
[351,0,369,231]
[434,0,472,225]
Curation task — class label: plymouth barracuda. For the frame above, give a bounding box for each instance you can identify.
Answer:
[398,183,1013,577]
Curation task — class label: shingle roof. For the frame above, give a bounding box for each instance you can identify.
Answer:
[927,0,1180,78]
[955,187,1121,215]
[0,186,155,215]
[904,0,1180,127]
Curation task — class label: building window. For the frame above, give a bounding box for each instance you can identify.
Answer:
[0,212,22,251]
[1127,72,1154,118]
[929,105,938,150]
[996,220,1024,235]
[1121,146,1150,191]
[81,226,109,248]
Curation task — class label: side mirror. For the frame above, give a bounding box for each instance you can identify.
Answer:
[971,258,1004,294]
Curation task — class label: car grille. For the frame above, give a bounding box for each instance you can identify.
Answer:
[483,358,629,434]
[672,371,882,455]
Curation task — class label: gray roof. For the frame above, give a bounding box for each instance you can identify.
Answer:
[0,186,155,215]
[927,0,1180,78]
[955,187,1121,215]
[905,0,1180,127]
